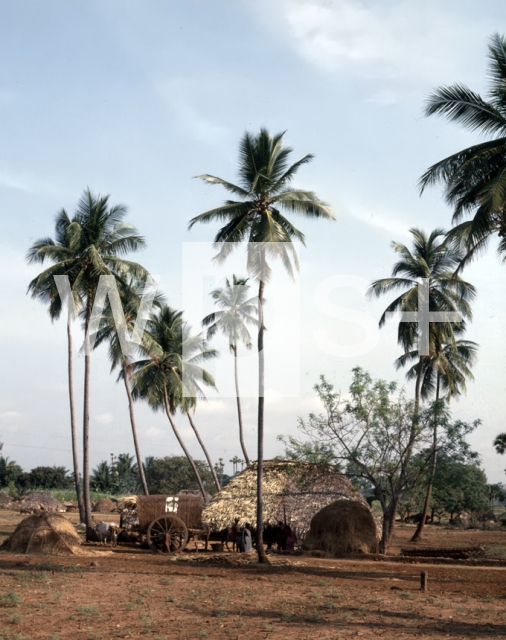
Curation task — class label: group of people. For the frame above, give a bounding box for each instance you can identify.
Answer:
[272,521,297,551]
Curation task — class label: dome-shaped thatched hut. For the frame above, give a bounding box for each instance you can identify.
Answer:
[1,513,82,555]
[202,460,369,536]
[303,499,379,556]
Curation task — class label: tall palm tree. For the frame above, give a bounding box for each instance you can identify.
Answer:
[93,278,166,496]
[369,229,476,532]
[189,128,335,560]
[27,190,147,532]
[203,275,257,465]
[27,210,85,521]
[369,228,475,416]
[132,306,218,499]
[396,334,477,540]
[420,33,506,266]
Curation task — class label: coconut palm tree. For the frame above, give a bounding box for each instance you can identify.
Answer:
[396,334,478,541]
[369,228,476,421]
[494,433,506,455]
[27,189,147,532]
[132,306,219,499]
[93,278,166,496]
[420,33,506,266]
[203,275,257,465]
[27,210,86,521]
[369,228,476,537]
[189,128,334,561]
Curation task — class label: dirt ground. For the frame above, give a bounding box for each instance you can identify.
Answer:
[1,510,506,639]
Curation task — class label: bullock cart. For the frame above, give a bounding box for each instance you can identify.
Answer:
[119,494,210,554]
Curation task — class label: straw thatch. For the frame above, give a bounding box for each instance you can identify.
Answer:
[0,490,14,508]
[1,513,82,555]
[202,460,368,536]
[18,491,65,514]
[92,498,117,513]
[303,500,379,556]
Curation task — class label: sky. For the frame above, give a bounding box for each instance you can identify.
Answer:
[1,0,506,482]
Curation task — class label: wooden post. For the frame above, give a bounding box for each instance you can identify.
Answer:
[421,571,428,592]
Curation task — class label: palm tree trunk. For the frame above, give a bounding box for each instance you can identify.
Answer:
[233,344,250,465]
[83,292,94,535]
[186,411,221,491]
[162,386,207,501]
[256,275,267,563]
[122,360,149,495]
[411,370,440,542]
[67,320,85,523]
[402,356,424,480]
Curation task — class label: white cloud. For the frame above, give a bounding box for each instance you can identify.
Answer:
[96,412,115,424]
[195,400,231,415]
[146,426,165,439]
[248,0,480,89]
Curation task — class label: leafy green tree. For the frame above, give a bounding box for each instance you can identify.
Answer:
[190,128,334,560]
[420,34,506,266]
[144,456,217,496]
[29,466,72,490]
[276,435,339,466]
[431,456,489,520]
[295,368,480,552]
[203,275,257,465]
[91,461,113,492]
[487,483,506,508]
[27,190,148,531]
[296,368,431,552]
[133,306,218,497]
[27,210,85,520]
[0,456,23,488]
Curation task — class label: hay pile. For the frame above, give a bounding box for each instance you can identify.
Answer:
[92,498,117,513]
[0,490,14,508]
[1,513,82,555]
[203,460,368,536]
[18,491,65,514]
[303,500,379,556]
[117,495,137,511]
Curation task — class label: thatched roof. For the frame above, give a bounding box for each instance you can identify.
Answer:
[1,513,82,555]
[202,460,367,535]
[303,499,379,556]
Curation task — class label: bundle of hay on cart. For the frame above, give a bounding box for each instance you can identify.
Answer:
[202,460,379,555]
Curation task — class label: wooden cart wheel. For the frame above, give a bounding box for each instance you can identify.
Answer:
[147,515,188,554]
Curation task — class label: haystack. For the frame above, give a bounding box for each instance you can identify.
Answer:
[202,460,368,536]
[0,490,14,508]
[92,498,117,513]
[1,513,82,555]
[303,500,379,556]
[18,491,65,514]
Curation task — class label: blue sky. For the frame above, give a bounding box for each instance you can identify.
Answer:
[1,0,506,481]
